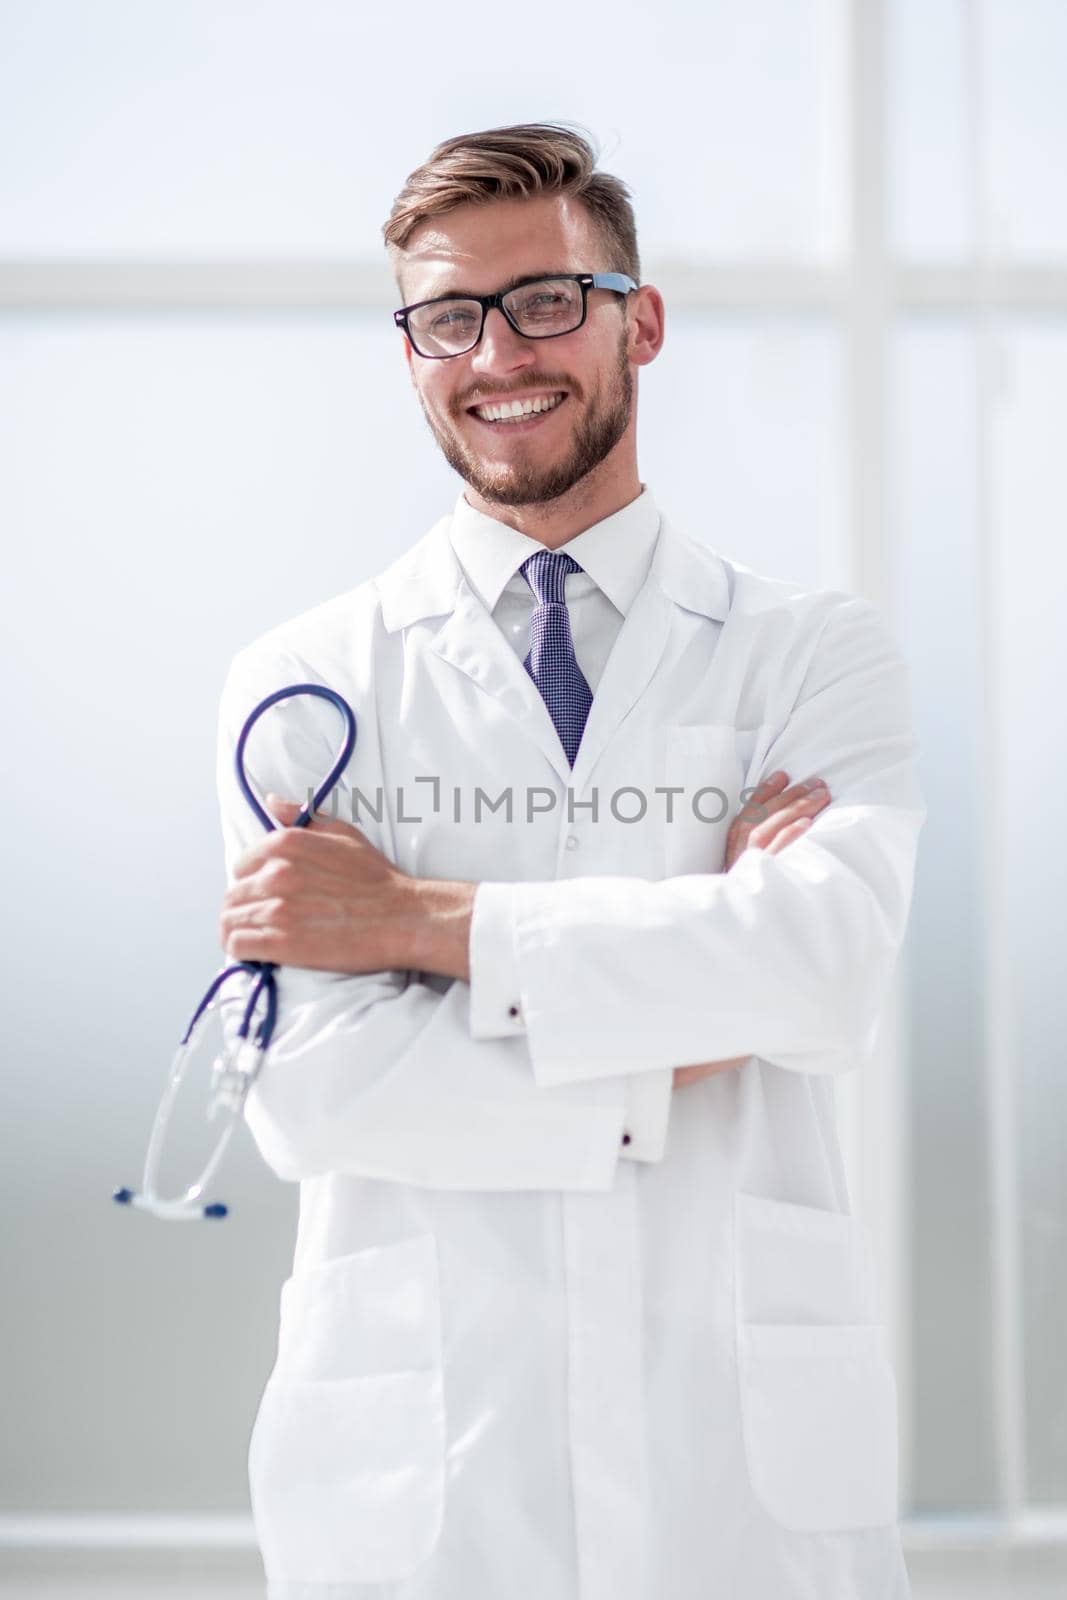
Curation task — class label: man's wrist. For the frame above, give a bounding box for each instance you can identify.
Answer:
[402,877,478,980]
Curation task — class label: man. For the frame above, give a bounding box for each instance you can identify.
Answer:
[216,124,924,1599]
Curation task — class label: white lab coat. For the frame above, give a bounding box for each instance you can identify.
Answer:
[215,489,925,1600]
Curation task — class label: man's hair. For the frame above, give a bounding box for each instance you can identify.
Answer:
[382,122,640,287]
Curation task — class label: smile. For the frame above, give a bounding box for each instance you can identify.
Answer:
[467,391,568,427]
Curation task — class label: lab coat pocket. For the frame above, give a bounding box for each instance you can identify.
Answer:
[248,1232,446,1585]
[733,1191,900,1532]
[663,723,750,876]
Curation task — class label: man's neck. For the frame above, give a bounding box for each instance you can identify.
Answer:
[462,465,644,550]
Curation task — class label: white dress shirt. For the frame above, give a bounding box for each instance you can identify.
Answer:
[448,485,672,1162]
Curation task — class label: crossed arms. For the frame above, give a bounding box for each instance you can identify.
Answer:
[214,595,925,1188]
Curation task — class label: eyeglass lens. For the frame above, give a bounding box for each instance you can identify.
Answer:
[407,277,584,357]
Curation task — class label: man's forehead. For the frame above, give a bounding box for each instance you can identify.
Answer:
[402,230,489,283]
[398,196,597,298]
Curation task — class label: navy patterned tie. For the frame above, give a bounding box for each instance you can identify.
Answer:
[519,550,593,768]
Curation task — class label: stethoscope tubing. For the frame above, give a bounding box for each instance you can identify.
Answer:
[114,682,357,1220]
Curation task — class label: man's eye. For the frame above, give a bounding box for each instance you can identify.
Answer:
[430,308,477,332]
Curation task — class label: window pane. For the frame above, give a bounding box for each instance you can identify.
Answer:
[984,0,1067,258]
[993,318,1067,1501]
[897,317,1067,1511]
[890,0,1067,261]
[888,0,973,260]
[894,319,999,1510]
[644,315,840,588]
[0,0,846,261]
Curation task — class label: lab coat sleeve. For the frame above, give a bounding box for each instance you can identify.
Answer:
[469,880,673,1159]
[215,640,643,1190]
[473,595,927,1086]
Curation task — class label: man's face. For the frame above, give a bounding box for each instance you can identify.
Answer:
[397,195,635,507]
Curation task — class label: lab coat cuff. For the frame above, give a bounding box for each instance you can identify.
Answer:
[468,881,527,1040]
[620,1067,674,1163]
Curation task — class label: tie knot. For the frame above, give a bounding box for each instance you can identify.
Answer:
[519,550,583,606]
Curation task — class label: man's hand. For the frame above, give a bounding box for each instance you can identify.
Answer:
[723,769,830,873]
[219,794,421,973]
[672,770,832,1089]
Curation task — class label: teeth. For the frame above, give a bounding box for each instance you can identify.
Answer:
[474,392,565,423]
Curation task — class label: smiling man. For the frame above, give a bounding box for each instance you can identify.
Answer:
[216,124,925,1599]
[395,194,648,531]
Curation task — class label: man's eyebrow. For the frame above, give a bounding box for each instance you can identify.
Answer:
[415,271,575,302]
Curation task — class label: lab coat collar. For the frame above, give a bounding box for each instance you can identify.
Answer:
[446,486,662,620]
[375,488,730,789]
[377,488,730,632]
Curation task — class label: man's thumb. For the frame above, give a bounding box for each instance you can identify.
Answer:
[265,792,347,831]
[265,792,304,821]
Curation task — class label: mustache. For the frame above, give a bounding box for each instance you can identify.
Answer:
[455,376,582,411]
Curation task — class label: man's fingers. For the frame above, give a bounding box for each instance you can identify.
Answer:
[741,770,789,811]
[232,810,373,879]
[673,1055,751,1088]
[734,776,829,831]
[729,780,831,844]
[745,788,829,848]
[723,771,832,871]
[738,775,826,824]
[762,817,816,854]
[265,793,360,834]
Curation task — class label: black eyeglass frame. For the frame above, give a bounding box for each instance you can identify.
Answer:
[393,272,638,359]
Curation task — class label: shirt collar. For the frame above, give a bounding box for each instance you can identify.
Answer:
[448,485,662,618]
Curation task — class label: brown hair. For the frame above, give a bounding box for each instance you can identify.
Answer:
[382,122,640,287]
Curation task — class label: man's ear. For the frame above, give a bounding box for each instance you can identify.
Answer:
[628,284,665,369]
[402,334,416,383]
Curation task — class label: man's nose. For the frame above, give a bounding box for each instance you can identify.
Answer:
[470,306,537,376]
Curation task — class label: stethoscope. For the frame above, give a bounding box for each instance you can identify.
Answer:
[113,683,356,1222]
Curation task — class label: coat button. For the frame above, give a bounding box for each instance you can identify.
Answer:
[565,834,579,850]
[622,1132,632,1146]
[508,1004,520,1018]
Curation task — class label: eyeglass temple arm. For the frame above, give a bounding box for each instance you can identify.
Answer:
[589,272,638,294]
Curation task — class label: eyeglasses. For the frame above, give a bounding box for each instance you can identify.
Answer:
[393,272,637,359]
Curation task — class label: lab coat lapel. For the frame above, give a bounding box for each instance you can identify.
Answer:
[566,576,674,791]
[377,517,576,784]
[430,571,678,793]
[377,509,730,791]
[568,511,730,791]
[430,580,577,785]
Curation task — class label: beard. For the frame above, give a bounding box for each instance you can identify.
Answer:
[416,325,633,507]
